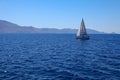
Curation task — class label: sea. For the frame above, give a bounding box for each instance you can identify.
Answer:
[0,34,120,80]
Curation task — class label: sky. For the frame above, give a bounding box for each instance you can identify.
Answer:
[0,0,120,33]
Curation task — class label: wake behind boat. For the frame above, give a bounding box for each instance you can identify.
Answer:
[76,19,89,40]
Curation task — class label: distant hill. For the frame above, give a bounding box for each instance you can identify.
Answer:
[0,20,105,34]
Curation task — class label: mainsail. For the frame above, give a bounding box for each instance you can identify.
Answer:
[76,19,89,40]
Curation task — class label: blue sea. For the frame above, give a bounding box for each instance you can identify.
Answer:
[0,34,120,80]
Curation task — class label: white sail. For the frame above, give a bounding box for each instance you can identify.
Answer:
[80,19,87,35]
[76,25,81,37]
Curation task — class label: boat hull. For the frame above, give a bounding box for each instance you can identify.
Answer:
[76,36,89,40]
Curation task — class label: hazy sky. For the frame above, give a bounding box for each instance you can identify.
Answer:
[0,0,120,33]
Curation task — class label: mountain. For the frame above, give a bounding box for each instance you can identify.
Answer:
[0,20,37,33]
[0,20,105,34]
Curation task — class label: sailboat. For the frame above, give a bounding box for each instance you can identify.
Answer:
[76,19,89,40]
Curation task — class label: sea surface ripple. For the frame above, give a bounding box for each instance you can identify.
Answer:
[0,34,120,80]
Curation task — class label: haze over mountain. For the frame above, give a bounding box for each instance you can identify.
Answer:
[0,20,105,34]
